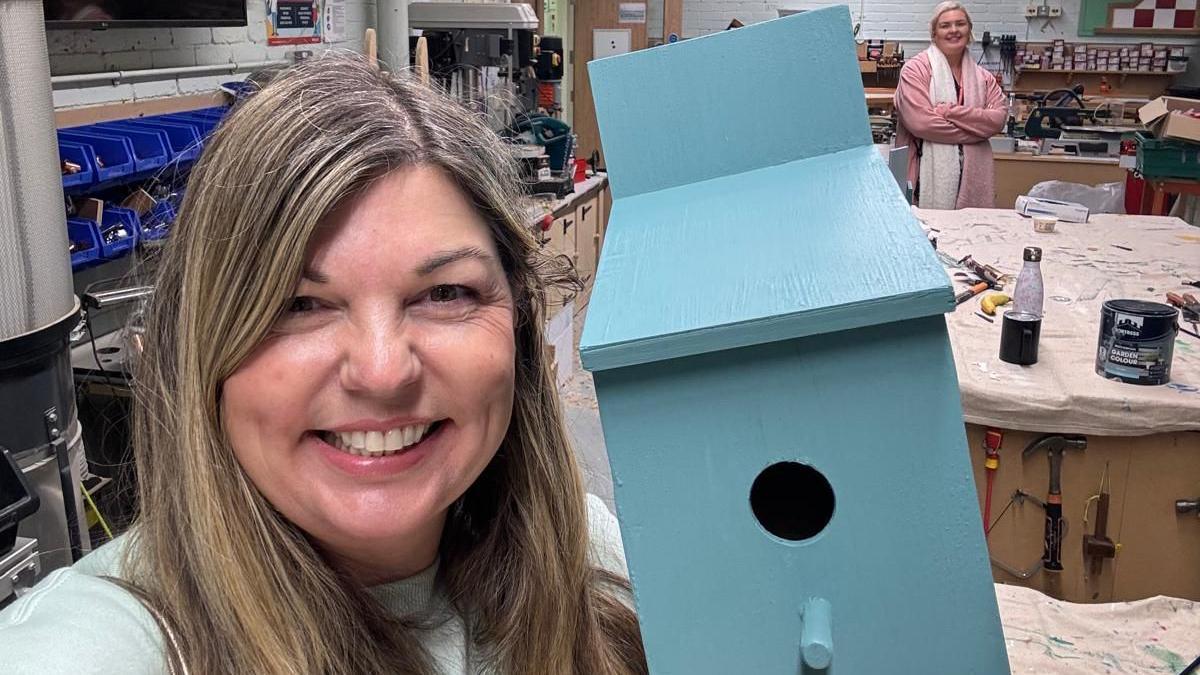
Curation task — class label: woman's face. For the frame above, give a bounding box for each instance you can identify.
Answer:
[934,9,970,59]
[221,166,517,583]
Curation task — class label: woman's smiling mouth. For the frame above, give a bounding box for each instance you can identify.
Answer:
[319,421,444,457]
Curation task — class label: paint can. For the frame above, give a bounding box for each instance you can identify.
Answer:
[1095,300,1179,385]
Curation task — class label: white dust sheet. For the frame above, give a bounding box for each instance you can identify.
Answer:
[915,208,1200,436]
[998,583,1200,673]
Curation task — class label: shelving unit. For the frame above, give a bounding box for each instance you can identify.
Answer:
[1012,68,1176,98]
[58,105,228,271]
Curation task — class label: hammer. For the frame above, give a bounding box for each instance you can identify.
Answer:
[1023,434,1087,572]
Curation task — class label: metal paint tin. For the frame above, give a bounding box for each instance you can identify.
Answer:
[1095,299,1179,385]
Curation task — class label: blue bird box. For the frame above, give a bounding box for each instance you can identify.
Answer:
[580,8,1009,674]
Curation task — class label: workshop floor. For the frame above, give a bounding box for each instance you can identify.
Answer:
[558,306,616,513]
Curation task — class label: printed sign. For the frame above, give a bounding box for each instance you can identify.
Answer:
[618,2,647,24]
[267,0,322,46]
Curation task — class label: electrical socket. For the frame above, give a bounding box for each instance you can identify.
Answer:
[1049,6,1062,16]
[1025,5,1038,17]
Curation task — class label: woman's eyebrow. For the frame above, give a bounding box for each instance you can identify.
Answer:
[302,267,330,284]
[417,246,496,276]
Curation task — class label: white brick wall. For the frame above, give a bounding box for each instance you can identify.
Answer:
[683,0,1198,83]
[49,0,376,108]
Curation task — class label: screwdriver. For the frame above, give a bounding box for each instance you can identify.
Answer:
[955,281,990,306]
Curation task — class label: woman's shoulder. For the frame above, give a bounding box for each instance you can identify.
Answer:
[0,535,165,674]
[585,493,628,578]
[900,50,931,77]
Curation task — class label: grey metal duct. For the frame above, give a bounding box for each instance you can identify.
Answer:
[0,0,87,576]
[0,0,74,335]
[377,0,411,72]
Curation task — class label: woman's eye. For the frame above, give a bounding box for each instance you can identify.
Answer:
[286,296,322,313]
[429,285,472,303]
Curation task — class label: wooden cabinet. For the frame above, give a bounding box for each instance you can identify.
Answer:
[574,196,600,295]
[545,212,576,315]
[993,153,1125,209]
[968,424,1200,603]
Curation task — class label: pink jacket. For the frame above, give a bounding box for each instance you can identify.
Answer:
[894,51,1007,209]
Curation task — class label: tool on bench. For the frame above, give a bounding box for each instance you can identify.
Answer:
[955,281,990,306]
[1082,462,1117,579]
[953,255,1006,306]
[957,255,1005,290]
[1023,434,1087,572]
[1167,292,1200,339]
[1167,292,1200,321]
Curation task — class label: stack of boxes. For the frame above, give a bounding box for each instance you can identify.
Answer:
[1014,40,1186,73]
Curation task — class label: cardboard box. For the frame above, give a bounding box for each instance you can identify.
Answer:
[1139,96,1200,143]
[1015,195,1090,223]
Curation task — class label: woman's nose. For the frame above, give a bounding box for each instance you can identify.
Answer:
[339,316,422,396]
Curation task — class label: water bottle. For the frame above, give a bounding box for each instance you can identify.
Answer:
[1000,246,1044,365]
[1012,246,1044,319]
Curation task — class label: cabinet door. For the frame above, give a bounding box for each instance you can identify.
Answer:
[574,197,600,287]
[546,213,576,315]
[549,213,576,258]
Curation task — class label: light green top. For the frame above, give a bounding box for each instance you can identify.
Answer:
[0,494,628,674]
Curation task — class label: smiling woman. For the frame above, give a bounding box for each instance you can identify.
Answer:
[0,53,644,675]
[893,1,1007,210]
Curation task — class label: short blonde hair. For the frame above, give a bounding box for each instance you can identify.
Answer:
[929,1,974,43]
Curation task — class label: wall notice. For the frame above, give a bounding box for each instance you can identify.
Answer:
[267,0,323,46]
[618,2,647,24]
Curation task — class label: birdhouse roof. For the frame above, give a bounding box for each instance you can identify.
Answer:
[579,7,954,372]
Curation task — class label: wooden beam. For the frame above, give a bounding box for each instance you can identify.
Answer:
[663,0,683,41]
[55,92,230,128]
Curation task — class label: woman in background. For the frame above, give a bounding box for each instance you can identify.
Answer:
[895,1,1007,209]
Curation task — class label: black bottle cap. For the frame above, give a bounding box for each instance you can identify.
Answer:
[1023,246,1042,262]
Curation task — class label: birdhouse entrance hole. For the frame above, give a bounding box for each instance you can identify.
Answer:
[750,462,835,542]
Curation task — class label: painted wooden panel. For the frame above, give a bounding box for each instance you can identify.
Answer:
[593,318,1009,673]
[587,7,871,200]
[579,145,953,371]
[582,6,1007,673]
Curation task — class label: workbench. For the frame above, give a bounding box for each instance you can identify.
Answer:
[916,207,1200,605]
[993,152,1126,210]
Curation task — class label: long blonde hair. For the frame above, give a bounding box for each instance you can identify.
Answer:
[128,51,645,674]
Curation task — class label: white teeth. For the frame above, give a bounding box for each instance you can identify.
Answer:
[326,422,435,457]
[385,428,404,452]
[366,430,384,453]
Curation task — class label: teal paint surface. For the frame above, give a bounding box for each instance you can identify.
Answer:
[588,7,870,200]
[583,7,1008,673]
[593,319,1010,673]
[581,7,953,372]
[578,145,953,371]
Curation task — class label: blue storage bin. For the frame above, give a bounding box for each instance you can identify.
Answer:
[141,200,176,241]
[58,142,96,191]
[158,112,219,137]
[87,122,170,171]
[95,205,140,260]
[62,128,159,174]
[66,217,101,270]
[56,131,135,182]
[115,119,204,163]
[184,106,229,120]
